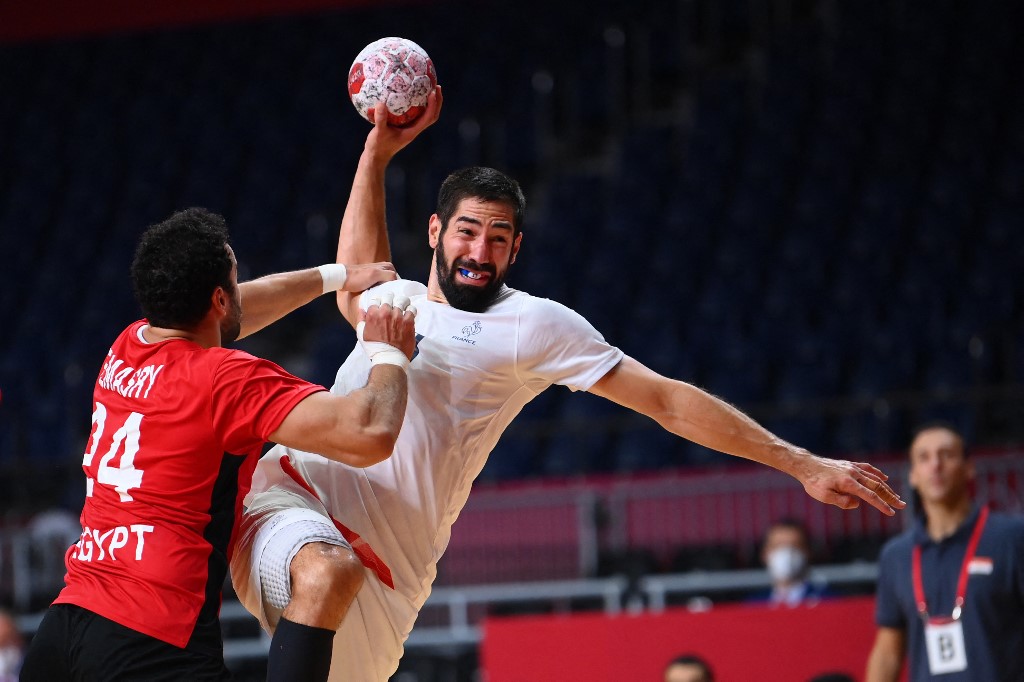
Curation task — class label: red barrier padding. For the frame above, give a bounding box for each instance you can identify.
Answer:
[483,596,903,682]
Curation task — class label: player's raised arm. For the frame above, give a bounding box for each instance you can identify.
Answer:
[336,86,443,328]
[588,356,906,515]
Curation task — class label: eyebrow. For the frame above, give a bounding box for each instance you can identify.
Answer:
[455,215,514,231]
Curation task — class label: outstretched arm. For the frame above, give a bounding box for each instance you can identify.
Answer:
[588,356,906,515]
[336,86,443,328]
[236,263,399,340]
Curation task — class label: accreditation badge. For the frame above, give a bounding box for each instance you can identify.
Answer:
[924,618,968,674]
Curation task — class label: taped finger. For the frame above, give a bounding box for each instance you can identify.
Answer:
[392,294,411,312]
[370,291,395,310]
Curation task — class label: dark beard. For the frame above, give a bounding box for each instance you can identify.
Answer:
[435,241,506,313]
[222,317,241,344]
[221,290,242,343]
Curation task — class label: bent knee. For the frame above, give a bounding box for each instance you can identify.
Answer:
[290,543,364,600]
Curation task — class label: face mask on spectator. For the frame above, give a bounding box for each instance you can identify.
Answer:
[767,546,807,582]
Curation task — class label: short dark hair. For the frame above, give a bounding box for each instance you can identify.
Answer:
[767,517,810,540]
[666,654,714,681]
[131,207,234,329]
[908,421,968,457]
[436,167,526,235]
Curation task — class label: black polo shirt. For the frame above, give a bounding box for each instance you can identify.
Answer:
[875,506,1024,681]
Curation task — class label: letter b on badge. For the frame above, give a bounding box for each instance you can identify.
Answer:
[925,619,968,674]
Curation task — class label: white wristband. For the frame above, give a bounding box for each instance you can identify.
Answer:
[317,264,348,294]
[356,321,411,371]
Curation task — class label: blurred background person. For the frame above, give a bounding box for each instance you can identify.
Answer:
[866,424,1024,681]
[750,518,831,607]
[0,609,24,682]
[663,653,714,682]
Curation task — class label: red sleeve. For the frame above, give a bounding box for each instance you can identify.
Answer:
[210,350,325,454]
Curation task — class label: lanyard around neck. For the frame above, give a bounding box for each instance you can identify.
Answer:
[911,506,989,621]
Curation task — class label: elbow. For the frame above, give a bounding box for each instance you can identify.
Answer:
[359,428,400,467]
[326,425,398,468]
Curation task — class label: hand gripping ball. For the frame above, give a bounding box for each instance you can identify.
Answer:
[348,37,437,127]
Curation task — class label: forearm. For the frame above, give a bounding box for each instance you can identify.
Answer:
[338,150,392,264]
[269,365,408,467]
[237,268,324,339]
[653,381,805,474]
[590,356,904,513]
[336,151,391,324]
[348,364,408,458]
[865,649,902,682]
[367,362,408,422]
[865,628,905,682]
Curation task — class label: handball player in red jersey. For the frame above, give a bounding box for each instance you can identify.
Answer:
[20,207,418,681]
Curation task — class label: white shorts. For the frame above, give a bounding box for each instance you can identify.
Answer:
[230,485,409,681]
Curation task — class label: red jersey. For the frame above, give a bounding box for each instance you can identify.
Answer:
[55,320,324,647]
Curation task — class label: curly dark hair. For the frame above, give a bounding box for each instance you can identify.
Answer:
[131,207,234,329]
[436,167,526,235]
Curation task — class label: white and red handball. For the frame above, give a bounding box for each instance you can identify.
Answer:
[348,37,437,127]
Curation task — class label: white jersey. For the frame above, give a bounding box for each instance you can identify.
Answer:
[242,279,623,674]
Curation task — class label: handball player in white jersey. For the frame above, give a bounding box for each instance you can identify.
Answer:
[230,87,906,681]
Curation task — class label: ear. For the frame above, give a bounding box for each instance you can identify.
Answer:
[428,214,442,248]
[510,231,523,265]
[211,287,229,316]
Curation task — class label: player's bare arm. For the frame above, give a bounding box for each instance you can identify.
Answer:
[269,300,415,465]
[865,627,906,682]
[588,356,906,516]
[336,86,443,327]
[237,263,398,339]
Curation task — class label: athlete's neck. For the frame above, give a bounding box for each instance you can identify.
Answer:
[142,323,217,348]
[923,496,973,541]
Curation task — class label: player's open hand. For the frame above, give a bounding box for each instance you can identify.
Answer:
[342,262,399,292]
[359,291,418,361]
[796,455,906,516]
[366,85,443,161]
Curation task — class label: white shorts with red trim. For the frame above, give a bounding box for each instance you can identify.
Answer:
[230,483,409,681]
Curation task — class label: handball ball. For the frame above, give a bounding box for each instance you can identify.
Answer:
[348,37,437,127]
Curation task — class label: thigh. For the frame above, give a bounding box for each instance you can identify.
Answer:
[20,605,73,681]
[84,616,230,681]
[84,635,231,682]
[33,605,230,682]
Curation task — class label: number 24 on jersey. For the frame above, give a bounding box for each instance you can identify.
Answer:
[84,401,145,502]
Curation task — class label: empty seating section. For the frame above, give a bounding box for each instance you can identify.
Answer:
[1,0,1022,496]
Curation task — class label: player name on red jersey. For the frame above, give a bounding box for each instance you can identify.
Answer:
[98,350,164,399]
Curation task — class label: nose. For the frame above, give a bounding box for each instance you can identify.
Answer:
[467,236,491,264]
